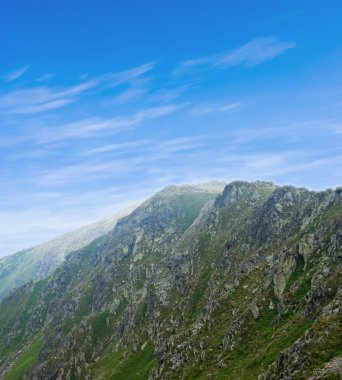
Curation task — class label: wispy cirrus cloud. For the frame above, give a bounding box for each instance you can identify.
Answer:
[31,135,207,186]
[13,98,75,114]
[0,80,98,114]
[190,102,241,116]
[80,135,205,157]
[111,86,149,104]
[36,73,55,82]
[80,140,150,156]
[36,104,181,143]
[219,102,241,111]
[0,62,155,115]
[3,65,29,82]
[175,36,295,75]
[105,62,155,87]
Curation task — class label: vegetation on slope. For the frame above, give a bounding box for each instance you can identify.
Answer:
[0,182,341,380]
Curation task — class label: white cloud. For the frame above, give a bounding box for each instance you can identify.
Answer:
[190,106,214,116]
[0,80,98,114]
[111,86,149,104]
[3,65,29,82]
[190,102,241,116]
[36,104,181,143]
[36,73,55,82]
[25,135,206,187]
[105,62,155,87]
[146,86,188,104]
[81,140,150,156]
[215,37,295,68]
[14,98,75,114]
[219,102,241,111]
[81,135,206,158]
[175,36,295,75]
[0,62,155,115]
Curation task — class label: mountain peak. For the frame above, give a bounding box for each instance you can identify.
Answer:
[158,181,226,196]
[215,180,277,207]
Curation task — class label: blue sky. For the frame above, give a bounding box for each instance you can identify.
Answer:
[1,0,342,256]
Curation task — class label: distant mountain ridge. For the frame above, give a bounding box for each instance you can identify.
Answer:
[0,205,138,299]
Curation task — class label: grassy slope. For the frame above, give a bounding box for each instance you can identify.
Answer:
[0,280,47,361]
[3,336,42,380]
[170,192,216,230]
[88,343,156,380]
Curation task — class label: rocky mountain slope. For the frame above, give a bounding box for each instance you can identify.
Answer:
[0,181,341,380]
[0,205,138,299]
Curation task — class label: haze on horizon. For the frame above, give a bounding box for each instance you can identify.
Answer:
[1,0,341,257]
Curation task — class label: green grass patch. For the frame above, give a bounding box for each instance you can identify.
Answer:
[3,335,42,380]
[91,310,110,341]
[305,313,342,373]
[170,192,217,231]
[89,342,156,379]
[189,268,212,321]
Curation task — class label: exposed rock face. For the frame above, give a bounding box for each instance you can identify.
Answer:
[0,181,341,380]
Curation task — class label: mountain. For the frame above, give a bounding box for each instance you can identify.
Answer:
[0,181,341,380]
[0,205,138,299]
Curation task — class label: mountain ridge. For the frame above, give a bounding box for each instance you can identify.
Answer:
[0,180,341,380]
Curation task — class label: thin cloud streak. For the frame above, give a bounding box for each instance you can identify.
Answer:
[80,135,208,157]
[215,37,295,68]
[220,102,241,111]
[36,73,55,82]
[36,104,181,143]
[105,62,155,87]
[112,86,149,104]
[25,136,208,186]
[175,36,295,75]
[81,140,150,156]
[3,65,29,82]
[190,102,241,116]
[0,81,98,115]
[15,98,75,114]
[0,62,155,114]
